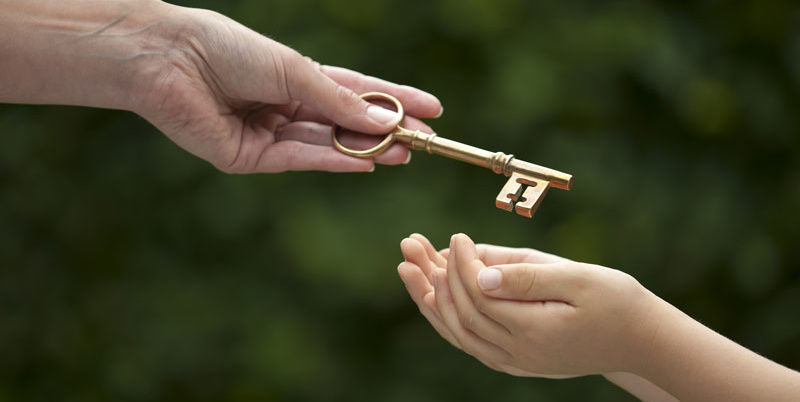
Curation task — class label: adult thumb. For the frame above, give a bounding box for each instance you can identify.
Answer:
[476,263,584,302]
[285,55,401,134]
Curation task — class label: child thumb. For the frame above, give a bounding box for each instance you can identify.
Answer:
[477,263,579,302]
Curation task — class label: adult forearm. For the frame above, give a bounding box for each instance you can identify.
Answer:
[636,298,800,401]
[0,0,177,111]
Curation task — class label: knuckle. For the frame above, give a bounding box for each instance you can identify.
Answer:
[278,49,307,99]
[472,296,488,313]
[514,266,538,296]
[616,270,642,294]
[572,263,596,291]
[335,85,363,110]
[459,314,477,331]
[280,49,304,70]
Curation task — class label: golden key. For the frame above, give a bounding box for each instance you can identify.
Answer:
[331,92,573,218]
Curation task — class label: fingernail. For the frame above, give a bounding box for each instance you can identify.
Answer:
[435,106,444,118]
[477,268,502,291]
[366,165,375,173]
[402,152,412,165]
[450,234,458,250]
[367,106,400,125]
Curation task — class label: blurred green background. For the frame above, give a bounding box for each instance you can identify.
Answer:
[2,0,800,400]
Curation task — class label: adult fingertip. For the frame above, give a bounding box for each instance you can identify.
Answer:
[435,105,444,118]
[420,91,442,116]
[477,268,502,291]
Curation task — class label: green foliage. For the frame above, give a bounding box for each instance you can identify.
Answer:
[2,0,800,400]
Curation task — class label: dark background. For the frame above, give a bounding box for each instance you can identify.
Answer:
[2,0,800,400]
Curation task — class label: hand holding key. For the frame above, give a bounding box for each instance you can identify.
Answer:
[332,92,573,217]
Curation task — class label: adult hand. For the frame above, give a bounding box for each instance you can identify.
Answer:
[0,0,443,173]
[135,4,442,173]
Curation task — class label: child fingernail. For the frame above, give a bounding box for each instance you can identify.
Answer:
[477,268,502,290]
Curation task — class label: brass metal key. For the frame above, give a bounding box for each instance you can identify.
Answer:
[332,92,573,218]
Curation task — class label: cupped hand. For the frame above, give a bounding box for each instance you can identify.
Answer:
[398,233,662,378]
[398,234,574,378]
[133,5,442,173]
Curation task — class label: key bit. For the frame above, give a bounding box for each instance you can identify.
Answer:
[495,173,551,218]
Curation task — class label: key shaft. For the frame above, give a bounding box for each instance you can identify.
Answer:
[394,127,573,190]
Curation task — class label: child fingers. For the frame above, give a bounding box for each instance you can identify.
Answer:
[474,244,569,266]
[450,234,521,324]
[398,262,433,307]
[432,269,511,364]
[421,293,462,349]
[409,233,447,268]
[446,235,513,341]
[398,261,442,322]
[400,238,438,282]
[397,262,460,347]
[477,263,587,304]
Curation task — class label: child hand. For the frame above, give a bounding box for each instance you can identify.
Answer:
[398,234,552,377]
[399,233,578,377]
[398,233,663,377]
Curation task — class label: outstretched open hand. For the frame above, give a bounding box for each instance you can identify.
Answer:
[398,233,660,378]
[398,234,576,378]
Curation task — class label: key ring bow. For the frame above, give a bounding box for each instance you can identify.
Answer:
[331,92,409,158]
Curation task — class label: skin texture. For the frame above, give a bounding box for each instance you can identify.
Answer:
[0,0,443,173]
[398,233,800,401]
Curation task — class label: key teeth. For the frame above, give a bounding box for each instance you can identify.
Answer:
[514,181,550,218]
[495,174,524,212]
[495,199,513,212]
[495,173,551,218]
